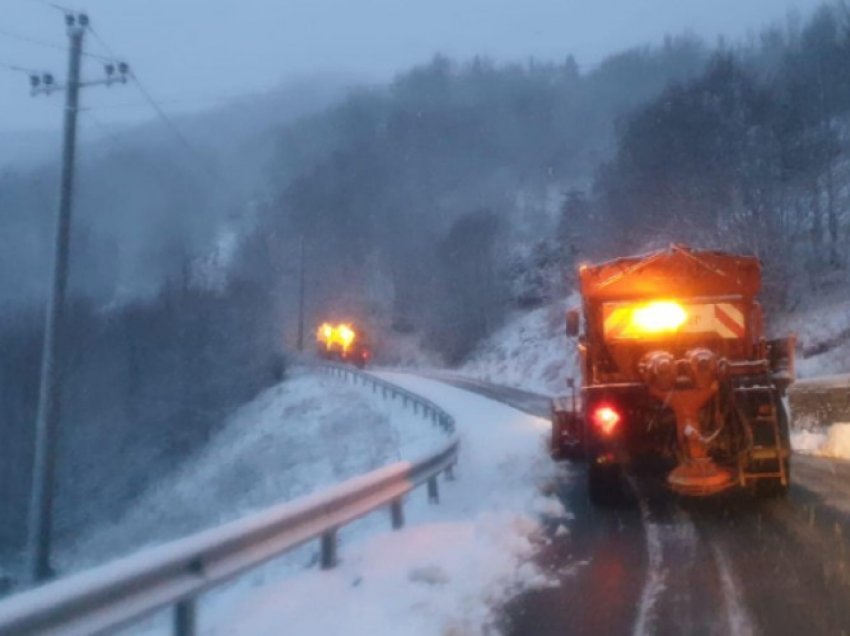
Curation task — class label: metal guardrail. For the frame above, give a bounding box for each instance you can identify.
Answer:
[0,365,458,636]
[319,364,455,434]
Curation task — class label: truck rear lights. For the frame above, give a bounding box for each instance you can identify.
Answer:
[592,405,621,436]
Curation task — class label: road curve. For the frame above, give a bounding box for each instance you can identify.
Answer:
[424,372,850,636]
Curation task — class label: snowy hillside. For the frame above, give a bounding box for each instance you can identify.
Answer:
[60,370,446,574]
[459,296,580,396]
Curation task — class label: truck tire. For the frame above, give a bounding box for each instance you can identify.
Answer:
[588,462,622,506]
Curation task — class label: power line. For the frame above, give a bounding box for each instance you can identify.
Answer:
[0,26,114,62]
[82,110,124,146]
[84,23,120,61]
[0,60,41,74]
[47,2,76,13]
[128,70,218,180]
[85,23,218,181]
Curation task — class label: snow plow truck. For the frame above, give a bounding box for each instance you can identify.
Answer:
[316,322,371,368]
[551,244,796,502]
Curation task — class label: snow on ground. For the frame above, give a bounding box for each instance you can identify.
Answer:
[792,423,850,460]
[63,369,446,574]
[459,296,580,396]
[191,373,570,636]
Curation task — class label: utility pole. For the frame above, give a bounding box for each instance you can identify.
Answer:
[297,236,306,352]
[27,12,128,583]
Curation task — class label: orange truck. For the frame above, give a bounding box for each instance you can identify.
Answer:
[551,244,795,503]
[316,322,371,368]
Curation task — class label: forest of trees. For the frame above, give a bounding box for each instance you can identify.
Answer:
[244,36,710,363]
[0,274,284,568]
[3,1,850,578]
[591,5,850,307]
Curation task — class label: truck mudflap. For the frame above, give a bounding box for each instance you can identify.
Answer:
[551,396,584,460]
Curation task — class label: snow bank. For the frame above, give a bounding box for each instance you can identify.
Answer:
[63,370,445,573]
[206,373,569,636]
[792,423,850,460]
[459,296,580,395]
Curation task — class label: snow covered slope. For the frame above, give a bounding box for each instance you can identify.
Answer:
[459,296,580,395]
[61,369,446,574]
[200,373,570,636]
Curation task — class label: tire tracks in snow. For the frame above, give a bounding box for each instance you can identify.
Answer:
[422,374,763,635]
[631,476,756,636]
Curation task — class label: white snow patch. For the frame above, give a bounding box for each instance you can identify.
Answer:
[792,423,850,460]
[632,495,666,636]
[792,429,830,454]
[459,295,580,395]
[203,372,568,636]
[711,542,756,636]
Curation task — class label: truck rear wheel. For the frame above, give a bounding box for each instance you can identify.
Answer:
[588,462,622,506]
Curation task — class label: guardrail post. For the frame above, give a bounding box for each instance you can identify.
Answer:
[321,530,337,569]
[174,599,196,636]
[428,476,439,504]
[390,499,404,529]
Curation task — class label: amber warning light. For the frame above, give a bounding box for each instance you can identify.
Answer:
[631,301,687,333]
[603,300,688,340]
[316,322,357,354]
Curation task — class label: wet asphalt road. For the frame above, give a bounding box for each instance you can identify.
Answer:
[425,373,850,636]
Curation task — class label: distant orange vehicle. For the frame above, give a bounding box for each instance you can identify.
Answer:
[552,244,795,502]
[316,322,371,368]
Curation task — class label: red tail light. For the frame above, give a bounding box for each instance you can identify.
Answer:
[591,405,621,436]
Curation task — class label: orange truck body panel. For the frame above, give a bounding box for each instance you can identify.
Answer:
[578,245,765,386]
[554,244,794,498]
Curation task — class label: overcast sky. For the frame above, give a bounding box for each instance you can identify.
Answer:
[0,0,829,136]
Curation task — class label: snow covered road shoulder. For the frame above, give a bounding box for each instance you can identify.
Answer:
[215,372,570,636]
[792,423,850,460]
